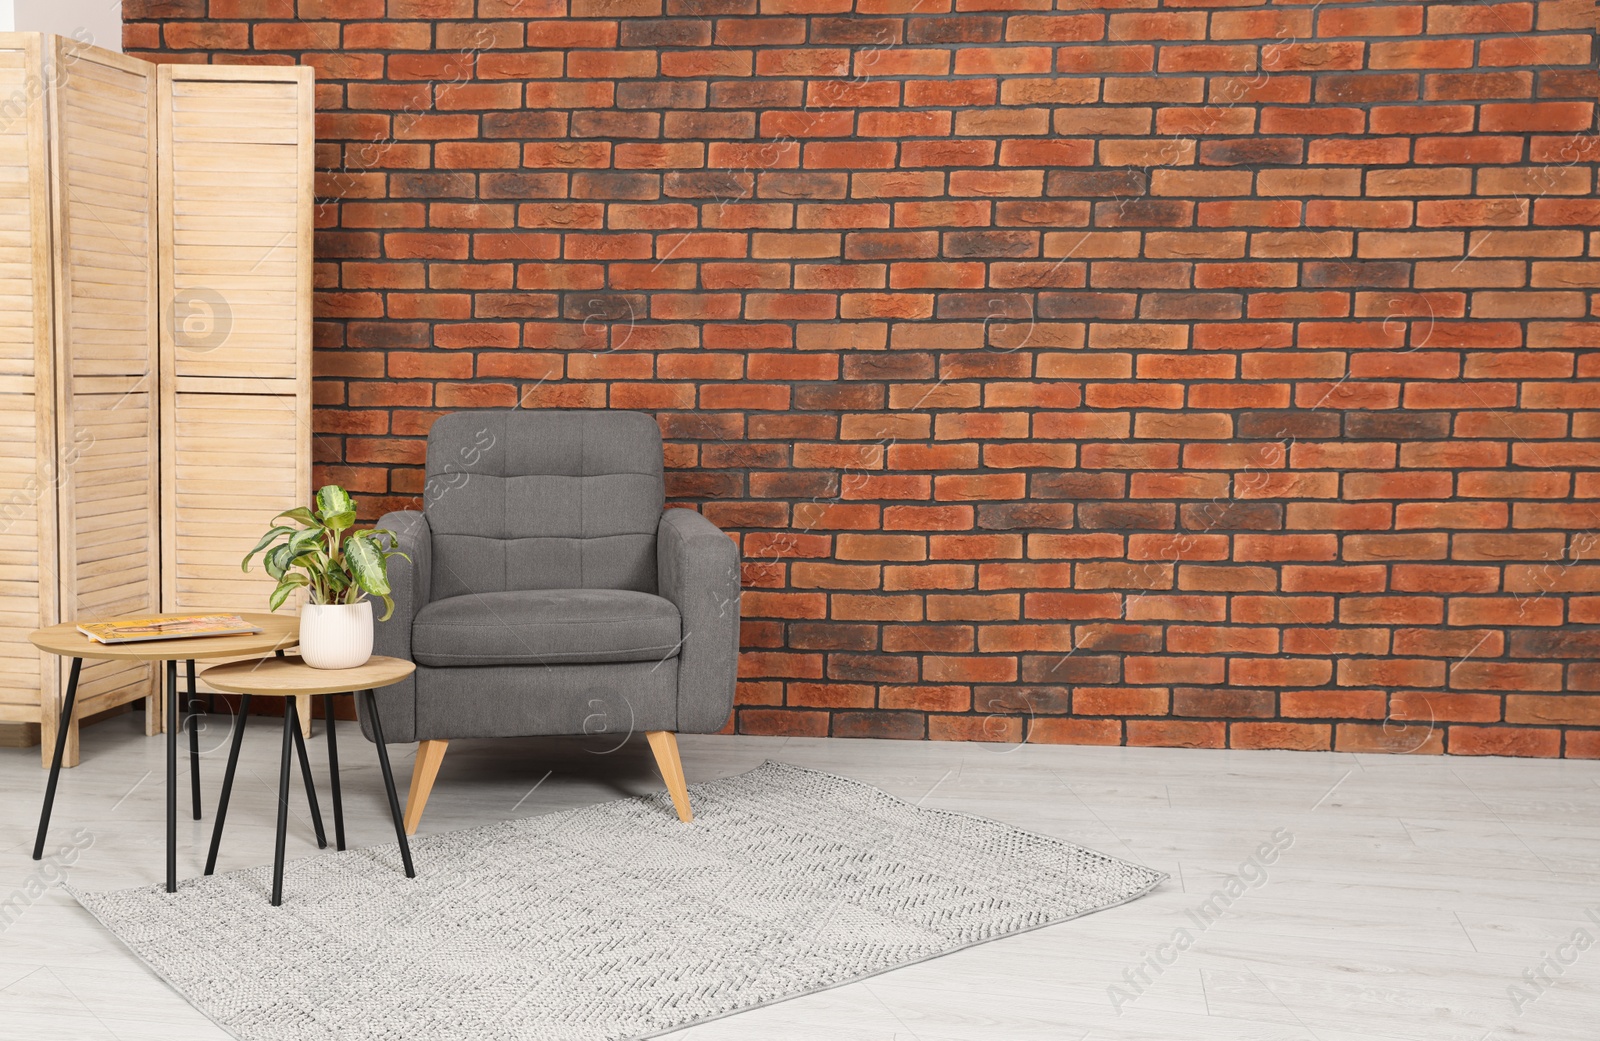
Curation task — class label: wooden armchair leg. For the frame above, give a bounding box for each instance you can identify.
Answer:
[645,731,693,823]
[404,739,448,835]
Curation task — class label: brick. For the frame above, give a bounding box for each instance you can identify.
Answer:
[1027,718,1122,745]
[1123,654,1223,685]
[1075,688,1167,716]
[1505,696,1600,726]
[1447,726,1561,758]
[878,685,967,713]
[1371,626,1474,657]
[1126,721,1226,749]
[1232,722,1332,752]
[1452,665,1561,697]
[929,715,1024,744]
[738,709,829,737]
[1390,691,1502,723]
[1335,722,1445,755]
[1281,690,1385,719]
[1482,102,1594,133]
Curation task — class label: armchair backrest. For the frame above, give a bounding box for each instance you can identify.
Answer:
[423,410,665,600]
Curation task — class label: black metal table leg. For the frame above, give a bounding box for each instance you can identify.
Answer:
[289,702,327,849]
[187,659,201,821]
[33,657,82,860]
[361,688,415,878]
[204,693,251,875]
[271,708,294,906]
[165,660,178,893]
[324,693,345,851]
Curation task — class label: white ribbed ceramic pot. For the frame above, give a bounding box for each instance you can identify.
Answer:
[298,601,373,670]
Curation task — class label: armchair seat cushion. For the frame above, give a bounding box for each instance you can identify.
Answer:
[411,589,682,667]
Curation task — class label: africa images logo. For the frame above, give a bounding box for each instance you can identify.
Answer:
[0,827,94,931]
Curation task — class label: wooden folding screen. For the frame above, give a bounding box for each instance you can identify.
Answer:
[0,36,312,764]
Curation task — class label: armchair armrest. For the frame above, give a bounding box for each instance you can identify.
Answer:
[362,509,431,743]
[375,509,431,652]
[657,507,741,733]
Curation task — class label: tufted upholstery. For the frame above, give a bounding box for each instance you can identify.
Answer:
[423,410,665,600]
[368,409,741,749]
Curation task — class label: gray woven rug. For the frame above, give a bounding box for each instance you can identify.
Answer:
[73,761,1164,1041]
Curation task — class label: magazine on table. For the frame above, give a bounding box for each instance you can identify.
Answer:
[76,614,263,645]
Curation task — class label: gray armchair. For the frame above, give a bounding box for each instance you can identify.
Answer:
[357,410,741,833]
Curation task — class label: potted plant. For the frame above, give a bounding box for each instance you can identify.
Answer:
[241,485,407,669]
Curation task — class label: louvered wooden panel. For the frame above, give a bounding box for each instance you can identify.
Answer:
[49,39,159,724]
[59,377,158,714]
[159,65,312,620]
[166,391,306,611]
[0,381,51,725]
[52,46,157,379]
[0,46,42,384]
[160,68,311,382]
[0,35,58,733]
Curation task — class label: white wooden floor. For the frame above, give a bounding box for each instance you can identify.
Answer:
[1,711,1597,1040]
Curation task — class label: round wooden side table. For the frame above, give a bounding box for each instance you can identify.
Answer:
[28,614,301,894]
[200,654,417,906]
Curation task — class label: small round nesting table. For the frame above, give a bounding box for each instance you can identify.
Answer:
[200,654,417,906]
[29,614,301,894]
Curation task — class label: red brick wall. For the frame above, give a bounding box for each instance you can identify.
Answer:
[127,1,1600,756]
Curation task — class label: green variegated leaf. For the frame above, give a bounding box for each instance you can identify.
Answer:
[265,543,297,581]
[369,528,401,550]
[286,526,324,558]
[323,509,357,532]
[241,525,295,572]
[343,533,392,598]
[315,485,354,521]
[375,593,396,622]
[274,507,317,526]
[268,573,308,612]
